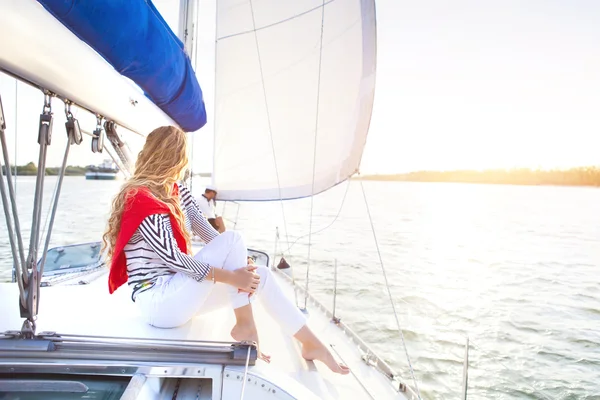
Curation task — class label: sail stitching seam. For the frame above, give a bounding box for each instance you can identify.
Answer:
[218,0,336,42]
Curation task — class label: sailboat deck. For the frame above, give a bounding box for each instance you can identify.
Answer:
[0,269,409,400]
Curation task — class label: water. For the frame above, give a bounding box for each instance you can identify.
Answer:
[1,177,599,400]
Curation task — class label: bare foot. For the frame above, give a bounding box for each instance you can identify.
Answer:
[301,342,350,375]
[231,323,271,363]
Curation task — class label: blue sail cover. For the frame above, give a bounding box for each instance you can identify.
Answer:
[37,0,206,132]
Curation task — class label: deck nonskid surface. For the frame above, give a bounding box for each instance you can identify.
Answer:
[0,271,407,400]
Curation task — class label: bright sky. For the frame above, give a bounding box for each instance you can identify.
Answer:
[1,0,599,173]
[364,0,600,173]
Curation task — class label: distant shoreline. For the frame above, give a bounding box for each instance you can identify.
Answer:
[4,165,600,187]
[1,163,87,176]
[354,167,600,187]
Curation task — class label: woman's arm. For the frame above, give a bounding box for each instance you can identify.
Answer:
[178,183,219,243]
[138,214,260,292]
[138,213,213,281]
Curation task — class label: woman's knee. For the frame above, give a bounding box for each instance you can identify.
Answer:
[220,230,236,238]
[220,230,241,240]
[220,230,245,247]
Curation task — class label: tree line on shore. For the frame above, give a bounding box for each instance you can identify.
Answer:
[4,163,600,187]
[1,162,86,176]
[356,167,600,187]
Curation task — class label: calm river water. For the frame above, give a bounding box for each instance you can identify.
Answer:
[1,177,598,399]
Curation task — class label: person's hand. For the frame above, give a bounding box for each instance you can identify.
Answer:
[229,265,260,294]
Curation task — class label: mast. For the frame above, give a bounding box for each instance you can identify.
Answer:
[211,0,218,189]
[180,0,217,190]
[180,0,200,190]
[177,0,188,42]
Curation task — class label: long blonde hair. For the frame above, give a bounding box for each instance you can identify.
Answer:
[102,126,192,264]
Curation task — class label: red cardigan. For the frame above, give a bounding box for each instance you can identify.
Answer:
[108,184,188,294]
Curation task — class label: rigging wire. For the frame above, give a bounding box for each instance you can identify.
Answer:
[239,345,252,400]
[13,79,17,195]
[247,0,297,304]
[329,344,377,400]
[38,171,60,249]
[359,180,422,399]
[0,87,26,300]
[38,106,74,249]
[305,0,326,310]
[281,179,350,255]
[104,145,129,179]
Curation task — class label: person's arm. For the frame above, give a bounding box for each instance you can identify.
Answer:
[214,216,226,233]
[178,184,219,242]
[202,198,222,232]
[208,199,226,233]
[207,217,221,233]
[138,214,260,292]
[138,214,212,281]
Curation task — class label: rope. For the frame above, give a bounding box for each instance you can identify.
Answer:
[38,169,60,249]
[304,0,326,310]
[0,88,26,286]
[359,180,422,399]
[247,0,295,293]
[104,146,128,179]
[28,96,52,275]
[0,110,26,303]
[239,345,252,400]
[39,139,72,277]
[329,344,376,400]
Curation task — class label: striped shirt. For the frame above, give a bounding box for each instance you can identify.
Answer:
[124,183,218,300]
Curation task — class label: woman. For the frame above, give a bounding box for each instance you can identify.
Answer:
[103,126,348,374]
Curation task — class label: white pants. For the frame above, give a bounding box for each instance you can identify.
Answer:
[135,231,306,336]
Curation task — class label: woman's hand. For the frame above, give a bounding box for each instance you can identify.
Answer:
[229,265,260,294]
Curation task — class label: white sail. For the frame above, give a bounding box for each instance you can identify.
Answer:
[213,0,377,201]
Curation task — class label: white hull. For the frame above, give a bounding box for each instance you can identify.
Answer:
[1,247,415,400]
[85,171,119,180]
